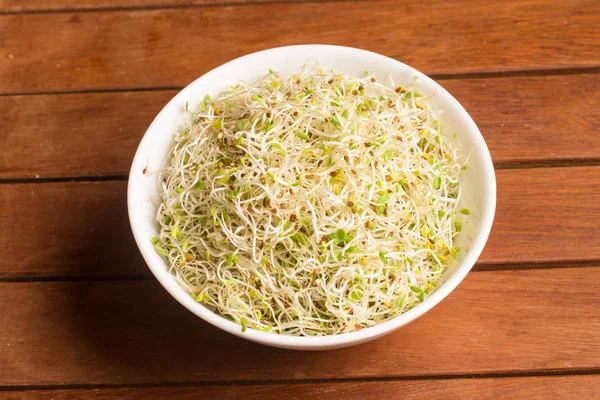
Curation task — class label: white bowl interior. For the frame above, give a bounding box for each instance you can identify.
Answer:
[128,45,496,350]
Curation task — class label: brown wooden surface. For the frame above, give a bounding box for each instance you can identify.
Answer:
[2,74,598,180]
[1,0,599,94]
[1,267,599,385]
[2,167,599,278]
[0,181,147,278]
[0,90,176,179]
[1,375,599,399]
[2,0,599,396]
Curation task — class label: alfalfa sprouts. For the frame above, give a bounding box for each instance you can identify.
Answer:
[152,62,466,336]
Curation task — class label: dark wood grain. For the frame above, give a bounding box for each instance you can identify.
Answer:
[2,74,598,180]
[1,267,598,385]
[1,0,598,94]
[2,167,599,278]
[2,375,599,399]
[0,0,314,13]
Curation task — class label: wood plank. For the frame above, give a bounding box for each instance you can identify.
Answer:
[1,0,598,94]
[444,74,600,166]
[1,166,600,278]
[2,74,599,179]
[483,166,600,266]
[2,375,599,399]
[0,90,177,179]
[0,181,148,278]
[0,267,599,385]
[0,0,308,13]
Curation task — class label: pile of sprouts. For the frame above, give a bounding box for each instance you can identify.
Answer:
[153,62,467,336]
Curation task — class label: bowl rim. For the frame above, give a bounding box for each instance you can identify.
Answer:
[127,44,496,350]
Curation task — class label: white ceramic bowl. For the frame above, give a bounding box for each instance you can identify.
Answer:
[128,45,496,350]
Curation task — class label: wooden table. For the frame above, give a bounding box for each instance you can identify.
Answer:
[1,1,599,398]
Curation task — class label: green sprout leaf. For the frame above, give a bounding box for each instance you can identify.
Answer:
[212,119,223,131]
[270,143,286,157]
[379,251,388,264]
[330,115,342,131]
[382,148,393,162]
[236,119,247,131]
[153,241,168,257]
[201,94,210,109]
[291,232,308,247]
[454,220,462,233]
[410,285,423,294]
[394,293,408,309]
[452,246,460,259]
[170,224,182,239]
[402,92,423,101]
[226,254,238,265]
[192,181,207,190]
[376,193,392,204]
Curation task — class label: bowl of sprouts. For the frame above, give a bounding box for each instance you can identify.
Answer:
[128,45,496,350]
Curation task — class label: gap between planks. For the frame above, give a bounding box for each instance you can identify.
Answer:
[0,0,379,16]
[0,66,598,98]
[1,368,599,392]
[1,260,599,283]
[3,158,600,186]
